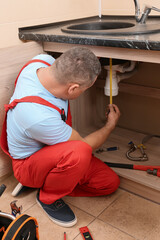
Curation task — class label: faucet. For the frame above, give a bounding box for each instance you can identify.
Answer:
[134,0,160,24]
[98,0,160,24]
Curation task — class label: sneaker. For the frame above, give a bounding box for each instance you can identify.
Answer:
[36,192,77,227]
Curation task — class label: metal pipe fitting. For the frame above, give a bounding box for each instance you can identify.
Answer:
[126,141,148,161]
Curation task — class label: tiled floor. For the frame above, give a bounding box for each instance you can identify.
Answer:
[0,175,160,240]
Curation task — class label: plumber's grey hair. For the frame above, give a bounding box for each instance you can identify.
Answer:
[53,47,101,87]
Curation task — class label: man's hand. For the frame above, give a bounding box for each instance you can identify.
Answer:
[105,104,121,130]
[68,104,120,151]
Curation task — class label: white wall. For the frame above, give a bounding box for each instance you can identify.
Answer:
[102,0,160,15]
[0,0,160,48]
[0,0,98,48]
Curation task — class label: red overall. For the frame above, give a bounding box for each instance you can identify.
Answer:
[0,60,120,204]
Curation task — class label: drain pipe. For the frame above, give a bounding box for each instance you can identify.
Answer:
[104,61,137,96]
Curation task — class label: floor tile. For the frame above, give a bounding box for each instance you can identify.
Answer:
[0,175,37,214]
[63,188,124,217]
[143,224,160,240]
[1,174,159,240]
[98,191,160,240]
[74,219,135,240]
[25,203,94,240]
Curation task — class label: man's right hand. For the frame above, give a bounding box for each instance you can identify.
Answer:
[68,104,120,151]
[105,104,121,131]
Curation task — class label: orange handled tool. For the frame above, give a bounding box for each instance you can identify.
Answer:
[105,162,160,177]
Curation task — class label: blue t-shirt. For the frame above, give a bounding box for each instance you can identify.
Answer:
[7,54,72,159]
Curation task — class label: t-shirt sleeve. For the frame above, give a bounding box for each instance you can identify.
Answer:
[32,54,55,65]
[25,114,72,145]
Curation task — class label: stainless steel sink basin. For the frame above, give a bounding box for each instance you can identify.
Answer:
[61,20,160,36]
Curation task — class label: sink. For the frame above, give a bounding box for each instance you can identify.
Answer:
[61,20,160,36]
[63,21,135,31]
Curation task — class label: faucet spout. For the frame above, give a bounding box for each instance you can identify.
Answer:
[133,0,160,24]
[133,0,141,22]
[99,0,160,24]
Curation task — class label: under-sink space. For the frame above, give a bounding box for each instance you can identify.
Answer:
[69,64,160,204]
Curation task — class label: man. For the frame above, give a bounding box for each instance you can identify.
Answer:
[3,47,120,227]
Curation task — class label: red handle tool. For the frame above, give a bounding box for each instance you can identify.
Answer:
[105,162,160,177]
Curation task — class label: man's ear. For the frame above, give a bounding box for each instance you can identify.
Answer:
[68,83,80,94]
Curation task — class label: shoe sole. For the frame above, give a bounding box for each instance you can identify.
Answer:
[36,198,77,228]
[12,183,24,197]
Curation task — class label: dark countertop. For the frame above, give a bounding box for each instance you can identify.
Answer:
[19,15,160,51]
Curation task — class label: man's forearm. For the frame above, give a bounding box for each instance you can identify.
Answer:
[83,124,114,151]
[68,104,120,150]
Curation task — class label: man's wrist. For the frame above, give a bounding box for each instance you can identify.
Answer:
[105,121,116,131]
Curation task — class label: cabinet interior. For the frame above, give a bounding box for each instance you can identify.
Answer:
[69,68,160,204]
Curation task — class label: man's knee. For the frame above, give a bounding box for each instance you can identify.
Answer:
[74,140,92,161]
[99,169,120,195]
[70,141,92,173]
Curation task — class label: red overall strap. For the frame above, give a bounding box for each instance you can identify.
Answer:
[4,96,72,125]
[0,59,72,158]
[4,96,62,115]
[66,102,72,126]
[14,59,51,87]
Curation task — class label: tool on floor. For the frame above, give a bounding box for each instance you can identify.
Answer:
[126,141,148,161]
[0,214,39,240]
[0,186,39,239]
[104,162,160,177]
[126,134,160,161]
[0,184,6,197]
[64,232,66,240]
[96,146,119,153]
[80,226,94,240]
[10,200,22,217]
